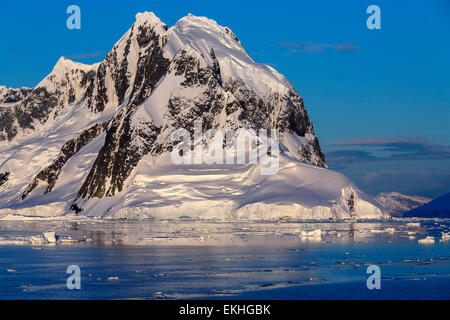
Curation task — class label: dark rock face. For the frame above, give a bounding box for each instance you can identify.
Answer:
[174,49,217,88]
[74,24,170,205]
[0,110,17,141]
[209,49,222,87]
[0,172,9,187]
[75,108,161,201]
[21,121,109,200]
[0,87,59,141]
[348,193,355,214]
[15,87,59,129]
[166,49,230,135]
[298,136,326,168]
[85,63,109,113]
[222,81,326,167]
[0,88,32,103]
[128,33,170,108]
[309,137,326,167]
[80,69,96,106]
[111,36,132,106]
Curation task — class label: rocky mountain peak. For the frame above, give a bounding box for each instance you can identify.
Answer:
[0,12,387,221]
[135,11,167,29]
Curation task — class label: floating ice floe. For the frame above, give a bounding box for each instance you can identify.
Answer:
[0,237,29,245]
[406,222,421,227]
[0,232,78,246]
[299,229,322,240]
[418,236,435,244]
[370,228,395,234]
[43,232,56,243]
[441,232,450,242]
[57,237,78,244]
[29,235,48,245]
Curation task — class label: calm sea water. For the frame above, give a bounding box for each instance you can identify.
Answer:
[0,219,449,299]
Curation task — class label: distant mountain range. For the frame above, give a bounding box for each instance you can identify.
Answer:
[404,192,450,218]
[375,192,431,217]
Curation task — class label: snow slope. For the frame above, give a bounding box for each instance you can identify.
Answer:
[0,12,389,220]
[76,153,387,220]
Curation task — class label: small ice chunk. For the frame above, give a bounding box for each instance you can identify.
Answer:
[0,238,29,245]
[406,223,420,227]
[370,228,395,234]
[43,232,56,243]
[57,237,78,244]
[418,236,435,244]
[299,229,322,240]
[441,232,450,241]
[29,235,46,244]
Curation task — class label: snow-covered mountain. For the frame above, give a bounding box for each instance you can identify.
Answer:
[403,192,450,218]
[375,192,431,217]
[0,12,389,220]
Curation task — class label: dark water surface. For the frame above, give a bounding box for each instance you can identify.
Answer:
[0,219,449,299]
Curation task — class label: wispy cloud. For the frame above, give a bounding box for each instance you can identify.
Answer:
[281,41,310,47]
[279,41,360,54]
[326,136,450,169]
[66,51,106,59]
[330,136,431,146]
[334,42,360,52]
[326,149,380,162]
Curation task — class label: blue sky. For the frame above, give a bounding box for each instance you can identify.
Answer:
[1,0,449,198]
